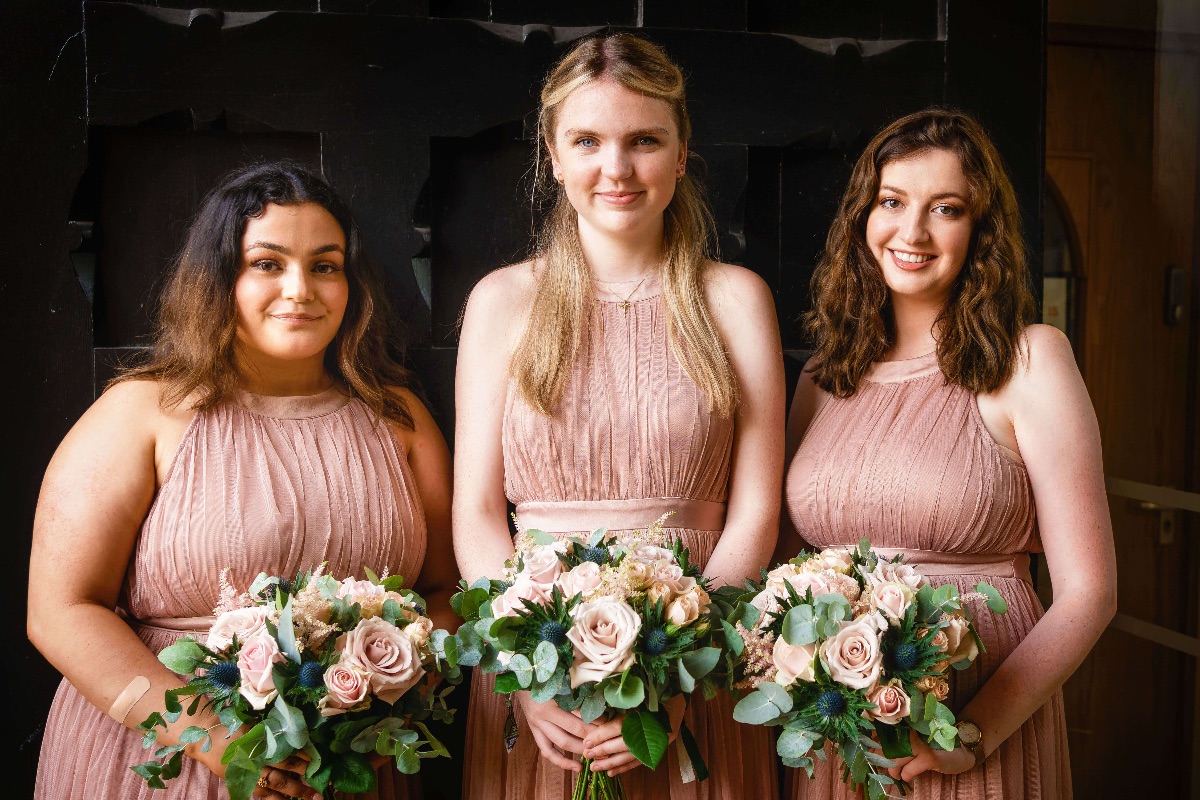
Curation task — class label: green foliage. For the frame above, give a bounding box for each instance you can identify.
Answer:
[621,709,670,768]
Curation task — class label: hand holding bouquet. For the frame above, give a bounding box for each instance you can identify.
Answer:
[453,515,722,800]
[716,540,1008,800]
[133,566,461,799]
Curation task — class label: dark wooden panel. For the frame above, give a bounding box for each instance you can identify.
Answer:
[748,0,941,40]
[643,0,747,31]
[490,0,637,26]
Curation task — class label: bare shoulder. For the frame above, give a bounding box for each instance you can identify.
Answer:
[702,262,776,325]
[1008,324,1081,395]
[84,379,175,433]
[384,386,443,448]
[466,261,537,314]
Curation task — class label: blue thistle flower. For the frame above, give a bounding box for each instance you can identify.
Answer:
[298,661,325,689]
[644,628,668,656]
[891,643,919,671]
[208,661,240,688]
[582,546,610,565]
[539,621,567,646]
[815,690,846,718]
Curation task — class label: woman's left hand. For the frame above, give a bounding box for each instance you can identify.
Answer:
[885,729,975,783]
[581,695,687,777]
[253,754,323,800]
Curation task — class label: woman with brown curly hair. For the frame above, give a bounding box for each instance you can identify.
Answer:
[454,32,782,800]
[782,109,1115,798]
[29,162,457,800]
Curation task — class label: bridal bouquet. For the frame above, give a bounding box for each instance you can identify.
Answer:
[452,516,721,800]
[715,540,1007,800]
[133,566,461,799]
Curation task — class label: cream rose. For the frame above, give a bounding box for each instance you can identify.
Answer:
[627,543,675,564]
[821,619,884,690]
[319,661,371,716]
[491,578,550,618]
[556,562,602,600]
[871,581,915,625]
[339,617,426,704]
[816,548,856,574]
[866,682,911,725]
[337,578,387,602]
[624,560,655,592]
[206,606,269,653]
[236,633,284,710]
[665,586,708,626]
[566,599,641,687]
[942,614,979,666]
[864,561,924,590]
[766,564,834,601]
[749,589,782,629]
[772,636,818,686]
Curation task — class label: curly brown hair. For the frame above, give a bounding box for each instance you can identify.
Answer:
[804,108,1037,397]
[116,161,416,428]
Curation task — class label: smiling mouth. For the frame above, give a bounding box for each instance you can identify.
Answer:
[890,249,936,266]
[272,313,321,323]
[597,191,644,205]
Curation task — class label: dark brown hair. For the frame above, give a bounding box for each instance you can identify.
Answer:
[117,161,416,427]
[805,108,1037,397]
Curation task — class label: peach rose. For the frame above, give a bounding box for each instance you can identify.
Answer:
[566,599,641,687]
[942,614,979,666]
[915,674,950,701]
[866,682,911,725]
[556,562,602,600]
[665,586,709,626]
[403,616,434,648]
[319,661,370,716]
[491,578,550,618]
[871,581,915,625]
[772,636,818,686]
[236,633,284,710]
[821,619,883,690]
[206,606,269,653]
[816,548,856,574]
[339,617,426,704]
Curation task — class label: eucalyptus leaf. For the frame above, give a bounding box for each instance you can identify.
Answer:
[508,654,534,689]
[604,673,644,709]
[732,689,783,725]
[156,639,207,675]
[776,728,816,760]
[581,689,608,724]
[275,599,301,663]
[976,581,1009,614]
[527,529,557,546]
[756,680,794,714]
[588,528,609,546]
[676,657,695,694]
[782,605,817,646]
[679,647,720,681]
[721,619,745,657]
[530,667,565,703]
[532,640,559,683]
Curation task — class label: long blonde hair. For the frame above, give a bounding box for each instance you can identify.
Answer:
[510,33,737,418]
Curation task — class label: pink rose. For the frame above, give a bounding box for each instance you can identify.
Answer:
[319,661,371,716]
[765,564,833,601]
[337,578,387,602]
[866,682,911,725]
[941,614,979,666]
[871,581,915,625]
[339,617,426,704]
[522,543,566,589]
[772,636,818,686]
[566,599,641,687]
[492,578,550,618]
[236,633,285,710]
[556,562,602,600]
[821,619,883,690]
[206,606,269,653]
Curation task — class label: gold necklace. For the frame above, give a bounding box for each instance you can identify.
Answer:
[592,274,650,312]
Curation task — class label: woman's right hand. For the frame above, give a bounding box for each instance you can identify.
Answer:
[517,691,598,772]
[195,735,321,800]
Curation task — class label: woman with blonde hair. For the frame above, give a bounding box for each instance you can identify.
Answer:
[782,108,1116,798]
[29,162,457,800]
[454,33,784,799]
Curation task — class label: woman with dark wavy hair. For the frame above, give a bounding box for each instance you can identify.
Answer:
[29,162,456,800]
[781,109,1115,798]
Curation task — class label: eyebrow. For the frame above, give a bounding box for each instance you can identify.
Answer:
[879,185,968,203]
[562,126,672,138]
[245,241,345,256]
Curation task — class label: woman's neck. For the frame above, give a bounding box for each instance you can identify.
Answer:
[576,215,665,282]
[886,293,944,360]
[235,351,333,396]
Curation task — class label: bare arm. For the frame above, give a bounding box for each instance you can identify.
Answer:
[26,382,228,773]
[392,389,459,634]
[775,359,828,563]
[898,324,1117,779]
[702,265,787,589]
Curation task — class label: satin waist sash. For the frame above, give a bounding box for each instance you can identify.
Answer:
[124,612,216,634]
[515,497,726,534]
[838,547,1032,583]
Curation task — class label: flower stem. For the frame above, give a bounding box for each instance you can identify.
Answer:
[572,757,627,800]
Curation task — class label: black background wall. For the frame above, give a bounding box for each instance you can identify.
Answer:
[2,1,1043,794]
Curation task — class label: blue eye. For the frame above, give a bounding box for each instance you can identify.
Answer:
[637,136,660,146]
[576,137,596,148]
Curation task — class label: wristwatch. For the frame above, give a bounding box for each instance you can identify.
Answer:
[954,720,986,767]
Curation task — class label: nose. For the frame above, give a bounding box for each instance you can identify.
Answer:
[280,264,314,302]
[600,143,633,181]
[898,208,930,246]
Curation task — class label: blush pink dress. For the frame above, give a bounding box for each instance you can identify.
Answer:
[35,387,427,800]
[462,295,778,800]
[785,353,1071,800]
